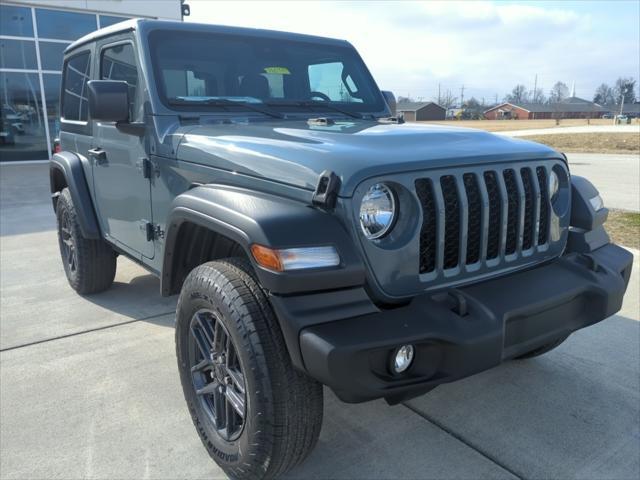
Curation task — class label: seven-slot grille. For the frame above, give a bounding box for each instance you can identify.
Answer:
[415,166,551,275]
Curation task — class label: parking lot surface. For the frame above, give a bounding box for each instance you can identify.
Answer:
[1,163,639,479]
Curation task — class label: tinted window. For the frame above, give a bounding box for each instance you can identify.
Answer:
[0,39,38,70]
[39,42,69,71]
[0,5,34,37]
[149,30,384,114]
[99,15,129,28]
[101,43,139,120]
[0,72,47,161]
[36,8,97,40]
[62,52,91,121]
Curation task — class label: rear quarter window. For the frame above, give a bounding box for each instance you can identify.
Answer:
[62,51,91,122]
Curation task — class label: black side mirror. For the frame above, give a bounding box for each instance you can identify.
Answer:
[88,80,129,122]
[87,80,144,135]
[381,90,396,116]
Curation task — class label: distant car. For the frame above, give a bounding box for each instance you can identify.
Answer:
[602,113,613,119]
[1,107,25,135]
[616,115,630,124]
[0,118,15,145]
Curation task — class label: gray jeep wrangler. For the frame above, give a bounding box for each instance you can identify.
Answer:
[51,19,633,480]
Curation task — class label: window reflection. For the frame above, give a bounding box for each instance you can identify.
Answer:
[0,39,38,70]
[0,5,34,37]
[43,74,62,146]
[39,42,69,71]
[0,72,47,161]
[99,15,130,28]
[35,8,97,41]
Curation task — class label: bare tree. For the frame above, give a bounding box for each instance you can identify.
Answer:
[593,83,614,105]
[436,90,458,110]
[614,77,637,104]
[504,84,528,104]
[529,87,546,104]
[548,81,569,103]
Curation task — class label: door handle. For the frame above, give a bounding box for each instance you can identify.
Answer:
[88,148,107,165]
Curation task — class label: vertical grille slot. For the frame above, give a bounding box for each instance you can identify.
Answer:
[484,171,501,260]
[503,169,519,255]
[536,167,550,245]
[440,175,460,269]
[415,179,437,273]
[520,167,535,250]
[463,173,482,264]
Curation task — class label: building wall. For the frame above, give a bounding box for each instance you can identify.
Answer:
[0,0,181,162]
[416,104,446,121]
[484,104,531,120]
[399,111,416,122]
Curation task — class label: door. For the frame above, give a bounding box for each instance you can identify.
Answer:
[91,40,154,258]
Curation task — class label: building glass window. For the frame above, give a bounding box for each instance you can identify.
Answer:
[0,4,34,37]
[101,43,139,120]
[0,72,47,161]
[0,39,38,70]
[99,15,130,28]
[43,73,62,143]
[39,42,69,71]
[35,8,97,41]
[62,52,91,121]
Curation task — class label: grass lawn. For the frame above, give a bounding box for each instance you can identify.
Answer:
[420,118,621,132]
[521,133,639,154]
[607,210,640,250]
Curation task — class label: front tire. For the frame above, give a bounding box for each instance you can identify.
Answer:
[55,188,116,294]
[176,258,323,480]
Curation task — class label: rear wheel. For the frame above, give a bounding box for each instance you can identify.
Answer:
[176,258,323,480]
[55,188,116,294]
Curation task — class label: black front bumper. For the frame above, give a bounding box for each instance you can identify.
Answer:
[295,244,633,403]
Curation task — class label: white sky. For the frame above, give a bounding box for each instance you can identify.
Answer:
[186,0,640,104]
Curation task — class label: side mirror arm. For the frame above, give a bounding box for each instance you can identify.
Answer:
[115,121,145,136]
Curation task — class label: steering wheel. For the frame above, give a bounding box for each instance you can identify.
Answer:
[308,91,332,102]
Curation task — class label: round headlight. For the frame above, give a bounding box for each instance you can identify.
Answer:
[359,183,396,239]
[549,170,560,202]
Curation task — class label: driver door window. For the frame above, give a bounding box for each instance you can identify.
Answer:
[100,43,139,120]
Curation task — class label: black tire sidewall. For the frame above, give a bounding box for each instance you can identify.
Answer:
[56,190,80,287]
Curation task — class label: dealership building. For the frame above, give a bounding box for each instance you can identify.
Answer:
[0,1,184,162]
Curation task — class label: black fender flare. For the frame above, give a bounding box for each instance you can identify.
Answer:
[50,151,101,239]
[160,184,366,297]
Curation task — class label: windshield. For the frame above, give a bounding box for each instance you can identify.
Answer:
[148,30,385,116]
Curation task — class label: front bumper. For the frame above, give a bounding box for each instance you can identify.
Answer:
[296,243,633,403]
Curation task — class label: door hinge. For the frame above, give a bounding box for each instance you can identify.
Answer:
[141,221,164,241]
[138,157,158,179]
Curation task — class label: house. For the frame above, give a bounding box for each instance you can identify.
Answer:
[604,103,640,118]
[397,102,446,121]
[483,97,608,120]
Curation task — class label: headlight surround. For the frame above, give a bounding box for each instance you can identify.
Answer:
[549,170,560,202]
[359,183,397,240]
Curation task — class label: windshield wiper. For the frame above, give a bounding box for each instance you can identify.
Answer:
[167,98,285,119]
[264,100,364,119]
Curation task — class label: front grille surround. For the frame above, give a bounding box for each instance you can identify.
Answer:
[350,159,569,299]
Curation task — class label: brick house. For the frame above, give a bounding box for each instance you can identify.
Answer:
[484,97,609,120]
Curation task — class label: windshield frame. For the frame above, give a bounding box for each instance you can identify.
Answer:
[145,28,389,118]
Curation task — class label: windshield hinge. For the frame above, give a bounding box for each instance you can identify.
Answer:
[141,221,164,241]
[312,170,341,209]
[138,157,159,179]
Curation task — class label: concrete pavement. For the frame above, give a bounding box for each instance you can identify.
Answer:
[1,162,639,479]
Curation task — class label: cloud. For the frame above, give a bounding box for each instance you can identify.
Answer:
[187,1,639,102]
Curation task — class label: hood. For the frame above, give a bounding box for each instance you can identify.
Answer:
[176,119,560,196]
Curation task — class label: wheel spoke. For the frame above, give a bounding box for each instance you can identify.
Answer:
[195,313,215,349]
[190,326,212,362]
[224,386,245,418]
[213,388,226,429]
[226,368,245,395]
[195,381,218,396]
[191,358,213,373]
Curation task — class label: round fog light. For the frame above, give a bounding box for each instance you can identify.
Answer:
[392,345,415,374]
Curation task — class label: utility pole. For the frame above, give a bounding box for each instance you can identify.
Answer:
[438,83,441,105]
[533,74,538,102]
[460,85,465,107]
